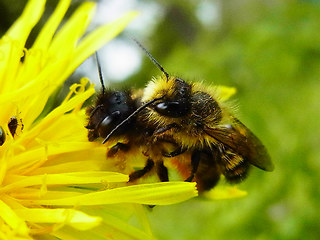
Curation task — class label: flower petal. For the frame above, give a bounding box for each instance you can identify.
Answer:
[33,0,71,50]
[0,0,45,91]
[0,200,29,236]
[203,186,247,200]
[18,80,94,142]
[82,209,155,240]
[20,182,198,206]
[215,85,237,101]
[48,2,96,62]
[15,208,102,231]
[3,171,128,192]
[72,11,139,74]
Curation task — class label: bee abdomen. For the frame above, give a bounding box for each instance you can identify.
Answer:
[221,151,249,183]
[194,150,221,192]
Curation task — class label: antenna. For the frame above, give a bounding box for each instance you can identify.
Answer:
[102,96,163,144]
[131,37,170,81]
[95,52,105,95]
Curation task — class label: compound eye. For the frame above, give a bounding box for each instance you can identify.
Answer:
[98,116,112,138]
[155,101,189,118]
[97,111,120,138]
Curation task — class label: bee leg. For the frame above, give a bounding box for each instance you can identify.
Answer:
[107,142,130,157]
[185,150,201,182]
[159,139,186,157]
[156,161,169,182]
[144,161,169,209]
[162,147,187,157]
[129,159,154,182]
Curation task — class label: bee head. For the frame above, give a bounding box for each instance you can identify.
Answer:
[86,90,137,141]
[143,76,192,118]
[132,38,193,118]
[153,78,191,118]
[86,52,138,141]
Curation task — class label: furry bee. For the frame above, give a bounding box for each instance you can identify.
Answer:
[88,42,274,192]
[141,75,274,191]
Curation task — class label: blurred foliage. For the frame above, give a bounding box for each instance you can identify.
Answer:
[1,0,320,239]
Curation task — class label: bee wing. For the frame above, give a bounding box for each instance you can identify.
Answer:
[205,118,274,172]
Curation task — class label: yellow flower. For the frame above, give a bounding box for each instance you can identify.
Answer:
[0,0,197,239]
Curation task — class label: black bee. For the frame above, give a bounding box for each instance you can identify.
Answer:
[86,53,166,182]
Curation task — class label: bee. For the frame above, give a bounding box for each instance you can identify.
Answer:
[88,41,274,192]
[86,52,140,148]
[137,44,274,192]
[86,53,165,181]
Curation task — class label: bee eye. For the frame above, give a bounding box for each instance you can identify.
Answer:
[98,111,120,137]
[155,101,189,118]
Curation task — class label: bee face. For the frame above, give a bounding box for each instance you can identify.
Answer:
[143,76,224,144]
[145,76,222,122]
[86,90,139,141]
[152,78,191,118]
